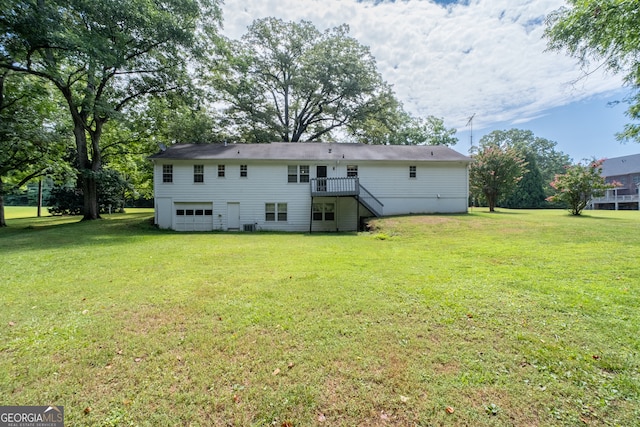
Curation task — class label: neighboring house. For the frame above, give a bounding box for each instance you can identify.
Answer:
[590,153,640,210]
[149,142,471,232]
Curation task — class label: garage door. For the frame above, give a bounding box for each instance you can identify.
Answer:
[174,203,213,231]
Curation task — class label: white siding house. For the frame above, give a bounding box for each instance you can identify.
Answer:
[150,142,471,232]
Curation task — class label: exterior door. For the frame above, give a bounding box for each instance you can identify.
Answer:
[317,165,327,192]
[227,202,240,230]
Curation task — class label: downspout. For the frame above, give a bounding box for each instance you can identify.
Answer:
[356,195,360,231]
[309,196,313,233]
[335,196,339,232]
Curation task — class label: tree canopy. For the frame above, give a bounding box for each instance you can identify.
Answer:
[1,0,221,219]
[213,18,404,143]
[0,71,68,226]
[478,129,571,207]
[547,159,615,215]
[469,142,528,212]
[545,0,640,142]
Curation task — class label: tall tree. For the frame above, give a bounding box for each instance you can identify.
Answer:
[212,18,399,143]
[0,71,68,226]
[391,115,458,146]
[545,0,640,142]
[500,153,546,208]
[1,0,221,220]
[469,142,527,212]
[351,108,459,146]
[479,129,571,206]
[547,159,615,215]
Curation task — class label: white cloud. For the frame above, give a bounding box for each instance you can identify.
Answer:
[219,0,624,131]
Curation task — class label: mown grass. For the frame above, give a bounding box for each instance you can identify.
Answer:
[1,208,638,426]
[3,205,51,219]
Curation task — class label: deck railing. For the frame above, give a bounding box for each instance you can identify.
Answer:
[358,184,383,217]
[310,177,384,216]
[310,177,359,196]
[591,194,639,203]
[589,193,640,210]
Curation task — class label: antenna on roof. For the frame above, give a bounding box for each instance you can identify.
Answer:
[466,113,476,147]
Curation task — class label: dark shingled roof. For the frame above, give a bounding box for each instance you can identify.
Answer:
[601,153,640,177]
[149,142,471,162]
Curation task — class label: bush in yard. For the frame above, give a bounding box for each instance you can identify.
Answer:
[48,169,132,215]
[47,185,83,215]
[547,159,616,216]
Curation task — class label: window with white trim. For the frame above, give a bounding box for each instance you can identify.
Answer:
[347,165,358,177]
[299,165,310,182]
[287,165,310,183]
[313,203,335,221]
[194,165,204,183]
[163,164,173,183]
[265,203,287,222]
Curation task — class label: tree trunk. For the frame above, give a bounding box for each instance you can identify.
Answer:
[72,118,101,220]
[486,192,496,212]
[0,178,6,227]
[37,178,43,217]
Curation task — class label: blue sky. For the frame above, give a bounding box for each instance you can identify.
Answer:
[221,0,640,161]
[458,90,639,161]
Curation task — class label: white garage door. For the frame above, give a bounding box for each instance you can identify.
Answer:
[174,203,213,231]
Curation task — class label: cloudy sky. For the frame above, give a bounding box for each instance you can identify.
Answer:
[220,0,639,160]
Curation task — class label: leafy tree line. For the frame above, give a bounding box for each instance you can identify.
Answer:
[1,3,458,222]
[468,129,618,215]
[470,129,572,210]
[2,0,638,222]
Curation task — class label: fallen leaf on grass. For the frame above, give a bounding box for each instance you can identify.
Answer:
[317,413,326,422]
[233,394,241,404]
[8,321,15,327]
[281,422,293,427]
[380,411,389,420]
[592,355,600,360]
[400,395,409,403]
[287,362,295,369]
[272,368,280,376]
[83,407,91,414]
[134,357,143,362]
[445,406,455,414]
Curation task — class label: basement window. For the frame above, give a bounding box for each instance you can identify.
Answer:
[265,203,287,222]
[313,203,335,221]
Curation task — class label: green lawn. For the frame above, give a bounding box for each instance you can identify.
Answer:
[3,205,51,219]
[1,208,638,426]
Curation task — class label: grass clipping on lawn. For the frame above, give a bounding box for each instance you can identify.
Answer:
[1,209,639,426]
